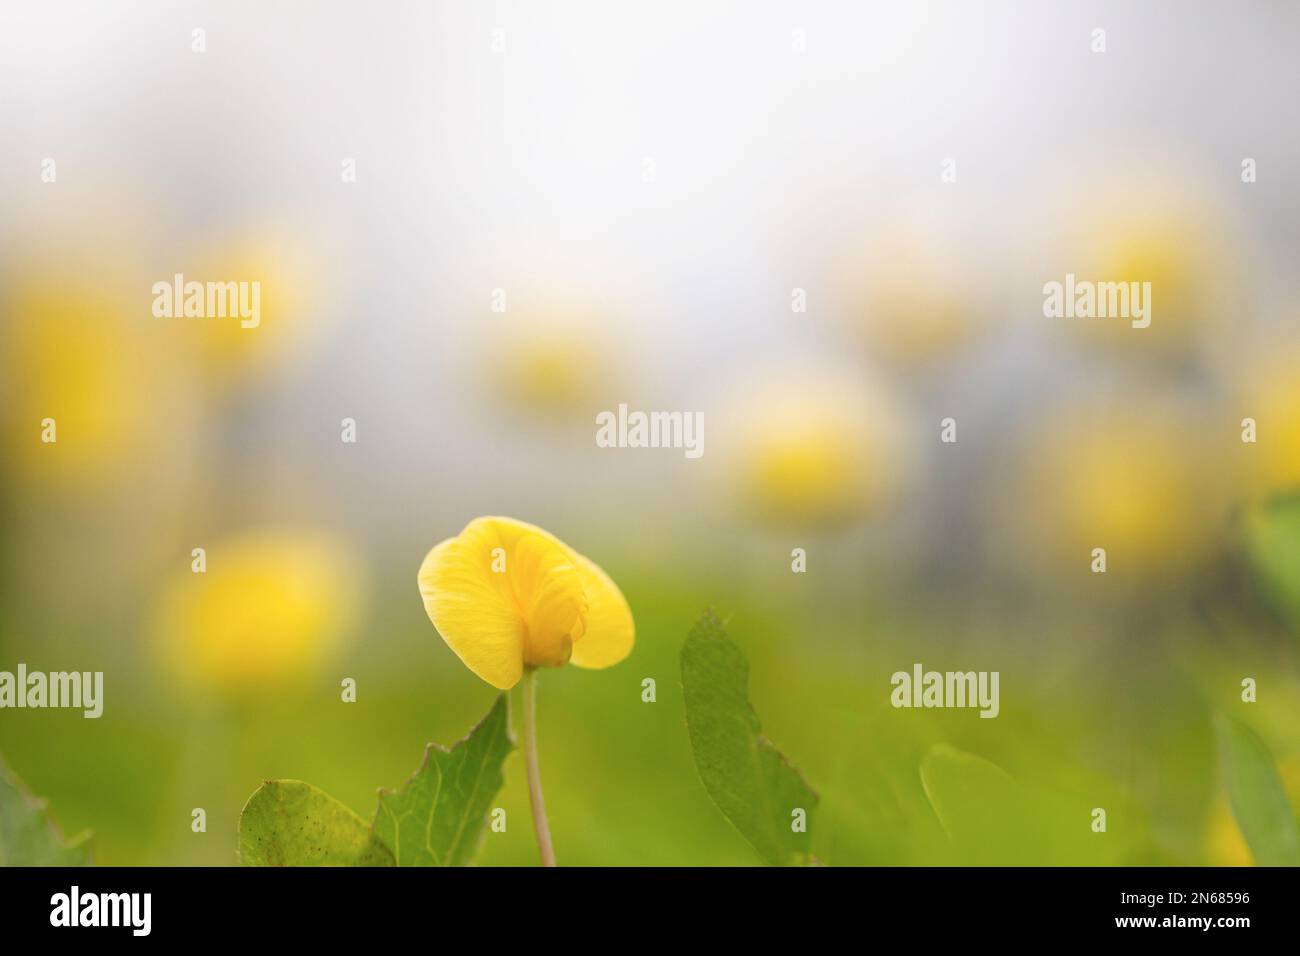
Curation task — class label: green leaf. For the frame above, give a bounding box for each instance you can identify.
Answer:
[680,611,818,866]
[920,745,1028,864]
[373,693,514,866]
[1244,492,1300,637]
[239,780,393,866]
[920,744,1118,865]
[239,695,514,867]
[1215,715,1300,866]
[0,754,92,866]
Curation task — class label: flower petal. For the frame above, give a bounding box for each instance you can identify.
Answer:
[511,532,586,667]
[417,531,525,689]
[569,554,634,669]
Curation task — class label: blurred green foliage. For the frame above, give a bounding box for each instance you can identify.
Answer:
[2,525,1299,866]
[1246,493,1300,641]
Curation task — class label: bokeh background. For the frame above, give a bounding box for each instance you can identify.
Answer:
[2,0,1299,865]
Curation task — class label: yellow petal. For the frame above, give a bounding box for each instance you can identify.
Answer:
[569,554,635,669]
[418,531,525,690]
[510,531,586,667]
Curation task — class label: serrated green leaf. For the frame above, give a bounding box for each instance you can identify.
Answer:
[372,693,514,866]
[0,754,92,866]
[239,780,393,866]
[238,696,513,867]
[680,611,817,866]
[1244,492,1300,637]
[1215,715,1300,866]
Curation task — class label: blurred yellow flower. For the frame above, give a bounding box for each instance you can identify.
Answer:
[1013,401,1224,575]
[1060,178,1233,360]
[418,516,634,689]
[484,307,615,418]
[184,225,328,382]
[1,274,161,490]
[848,230,980,364]
[155,531,360,694]
[1235,343,1300,495]
[828,198,991,367]
[717,366,909,529]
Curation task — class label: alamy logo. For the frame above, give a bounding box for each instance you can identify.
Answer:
[595,404,704,459]
[152,273,261,328]
[1042,273,1151,328]
[50,886,151,936]
[891,663,1000,718]
[0,664,103,718]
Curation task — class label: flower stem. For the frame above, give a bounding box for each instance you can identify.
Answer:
[521,667,557,867]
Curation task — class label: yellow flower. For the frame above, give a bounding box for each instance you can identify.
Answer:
[716,365,909,529]
[1,270,179,492]
[183,223,330,383]
[1011,399,1225,575]
[418,517,634,689]
[1058,176,1233,360]
[1235,341,1300,495]
[485,308,614,417]
[845,226,982,365]
[155,531,360,694]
